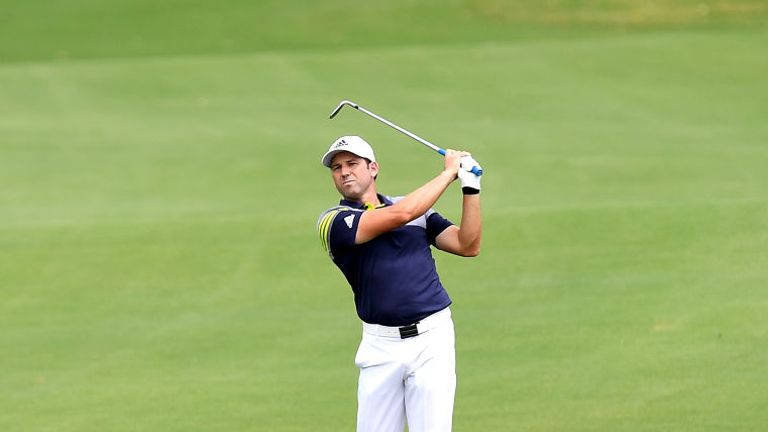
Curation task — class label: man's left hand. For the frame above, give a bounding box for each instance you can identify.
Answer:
[459,156,482,194]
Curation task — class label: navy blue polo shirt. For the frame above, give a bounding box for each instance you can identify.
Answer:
[317,194,454,326]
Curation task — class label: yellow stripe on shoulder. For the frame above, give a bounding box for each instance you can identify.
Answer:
[316,206,355,253]
[318,210,338,251]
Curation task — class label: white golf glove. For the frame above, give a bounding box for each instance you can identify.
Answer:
[458,155,482,194]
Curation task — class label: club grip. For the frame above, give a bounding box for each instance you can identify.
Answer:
[438,148,484,175]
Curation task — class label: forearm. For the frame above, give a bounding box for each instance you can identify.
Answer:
[458,194,482,254]
[393,170,456,222]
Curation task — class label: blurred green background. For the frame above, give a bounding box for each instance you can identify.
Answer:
[1,1,767,430]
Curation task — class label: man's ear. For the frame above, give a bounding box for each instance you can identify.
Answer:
[368,161,380,178]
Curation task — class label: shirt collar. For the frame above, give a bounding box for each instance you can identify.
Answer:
[339,193,393,210]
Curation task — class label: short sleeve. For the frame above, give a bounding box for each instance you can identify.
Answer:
[426,212,454,245]
[317,207,363,256]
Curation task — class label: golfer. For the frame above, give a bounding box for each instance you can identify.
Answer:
[317,135,482,432]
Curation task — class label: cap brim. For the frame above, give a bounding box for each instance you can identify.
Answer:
[321,150,342,168]
[322,149,374,167]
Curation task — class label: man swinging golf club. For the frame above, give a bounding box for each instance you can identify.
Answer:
[317,134,483,432]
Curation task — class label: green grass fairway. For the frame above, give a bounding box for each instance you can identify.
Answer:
[2,2,767,431]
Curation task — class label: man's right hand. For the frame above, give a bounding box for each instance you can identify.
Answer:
[442,149,469,179]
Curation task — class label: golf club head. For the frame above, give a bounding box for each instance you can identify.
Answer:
[329,100,359,119]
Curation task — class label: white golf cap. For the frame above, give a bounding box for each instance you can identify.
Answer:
[321,135,376,168]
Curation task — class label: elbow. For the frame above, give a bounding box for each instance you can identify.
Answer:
[453,235,481,257]
[460,245,481,257]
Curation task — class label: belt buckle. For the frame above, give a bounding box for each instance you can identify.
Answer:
[398,323,419,339]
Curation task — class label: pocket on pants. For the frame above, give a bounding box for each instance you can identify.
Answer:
[354,337,366,368]
[354,333,390,369]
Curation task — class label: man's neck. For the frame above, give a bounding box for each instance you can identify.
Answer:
[344,189,380,207]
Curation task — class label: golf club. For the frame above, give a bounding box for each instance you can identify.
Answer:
[329,100,483,176]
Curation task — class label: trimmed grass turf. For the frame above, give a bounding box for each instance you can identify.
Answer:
[2,2,767,431]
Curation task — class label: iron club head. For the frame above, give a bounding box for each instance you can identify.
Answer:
[329,100,359,119]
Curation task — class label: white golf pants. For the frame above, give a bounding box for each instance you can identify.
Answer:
[355,307,456,432]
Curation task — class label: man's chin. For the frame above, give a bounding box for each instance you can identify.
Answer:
[343,193,362,201]
[336,186,361,201]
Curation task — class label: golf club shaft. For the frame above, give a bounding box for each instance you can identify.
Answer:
[354,106,444,155]
[330,100,483,176]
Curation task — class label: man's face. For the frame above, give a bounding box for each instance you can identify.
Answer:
[330,151,378,201]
